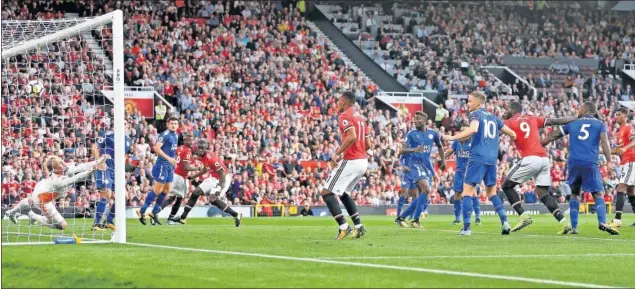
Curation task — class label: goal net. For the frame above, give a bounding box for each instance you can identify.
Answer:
[1,10,126,245]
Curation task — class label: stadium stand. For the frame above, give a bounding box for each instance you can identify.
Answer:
[2,0,634,214]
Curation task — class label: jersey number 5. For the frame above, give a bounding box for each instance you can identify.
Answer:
[484,120,497,139]
[578,124,590,140]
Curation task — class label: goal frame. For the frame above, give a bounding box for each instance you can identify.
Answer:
[1,10,126,244]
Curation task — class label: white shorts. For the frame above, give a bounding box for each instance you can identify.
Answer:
[199,177,220,196]
[29,194,64,224]
[619,162,635,186]
[170,174,189,198]
[506,156,551,187]
[321,158,368,196]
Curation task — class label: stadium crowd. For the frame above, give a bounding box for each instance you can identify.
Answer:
[1,0,632,215]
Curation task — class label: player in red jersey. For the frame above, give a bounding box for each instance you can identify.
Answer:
[320,91,370,240]
[174,139,241,226]
[501,101,576,233]
[150,133,201,225]
[610,107,635,227]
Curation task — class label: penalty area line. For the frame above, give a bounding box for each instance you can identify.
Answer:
[126,242,618,288]
[319,253,635,260]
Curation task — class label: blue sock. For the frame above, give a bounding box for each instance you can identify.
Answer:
[140,191,156,215]
[595,196,607,225]
[489,195,508,225]
[462,196,473,231]
[413,193,428,220]
[397,196,406,216]
[472,197,481,220]
[569,196,580,229]
[400,198,418,219]
[152,193,167,215]
[106,203,115,224]
[453,198,462,221]
[421,198,428,213]
[94,198,107,225]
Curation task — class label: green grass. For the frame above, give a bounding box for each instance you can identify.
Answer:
[3,215,635,288]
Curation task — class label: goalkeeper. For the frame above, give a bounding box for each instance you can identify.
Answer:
[6,155,107,230]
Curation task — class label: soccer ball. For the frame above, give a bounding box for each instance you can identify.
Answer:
[26,80,44,96]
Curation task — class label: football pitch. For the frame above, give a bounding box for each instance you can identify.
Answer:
[2,215,635,288]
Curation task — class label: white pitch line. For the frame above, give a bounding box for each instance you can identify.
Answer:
[320,253,635,260]
[126,242,619,288]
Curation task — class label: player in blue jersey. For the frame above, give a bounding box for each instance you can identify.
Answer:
[445,130,481,225]
[443,92,516,236]
[541,102,619,235]
[91,123,132,231]
[137,117,180,225]
[395,111,445,229]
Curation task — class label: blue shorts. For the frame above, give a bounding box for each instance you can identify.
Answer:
[452,170,466,193]
[94,169,113,191]
[566,165,604,193]
[152,164,174,184]
[464,161,497,187]
[401,163,430,190]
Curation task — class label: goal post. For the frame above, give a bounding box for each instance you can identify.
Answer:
[1,10,125,245]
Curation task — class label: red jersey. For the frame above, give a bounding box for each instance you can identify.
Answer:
[201,151,228,174]
[616,125,635,165]
[504,114,547,158]
[338,107,368,160]
[174,146,193,177]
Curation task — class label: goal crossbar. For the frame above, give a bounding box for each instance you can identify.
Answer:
[1,9,127,244]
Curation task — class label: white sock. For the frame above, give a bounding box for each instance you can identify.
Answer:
[7,199,30,215]
[28,211,54,228]
[354,224,363,229]
[339,223,349,230]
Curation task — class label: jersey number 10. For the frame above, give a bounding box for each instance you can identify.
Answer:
[483,120,497,139]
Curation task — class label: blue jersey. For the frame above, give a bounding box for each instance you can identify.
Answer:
[451,140,471,172]
[155,130,179,166]
[468,109,504,165]
[97,131,132,169]
[561,116,606,167]
[406,129,441,172]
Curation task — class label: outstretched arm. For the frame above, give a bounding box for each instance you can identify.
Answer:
[501,125,517,140]
[445,120,479,141]
[600,132,612,163]
[544,118,577,126]
[541,130,564,147]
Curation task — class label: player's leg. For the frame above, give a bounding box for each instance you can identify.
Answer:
[139,165,169,219]
[340,161,367,238]
[30,202,67,230]
[395,187,408,223]
[320,160,353,239]
[104,195,116,230]
[138,181,165,225]
[207,191,241,227]
[627,186,635,227]
[92,169,111,230]
[613,163,635,227]
[149,167,174,225]
[585,167,619,235]
[459,161,486,235]
[157,174,184,225]
[472,192,481,224]
[453,192,462,224]
[5,198,32,223]
[180,186,204,221]
[410,176,431,228]
[502,158,533,231]
[564,169,582,234]
[396,187,418,226]
[484,164,510,235]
